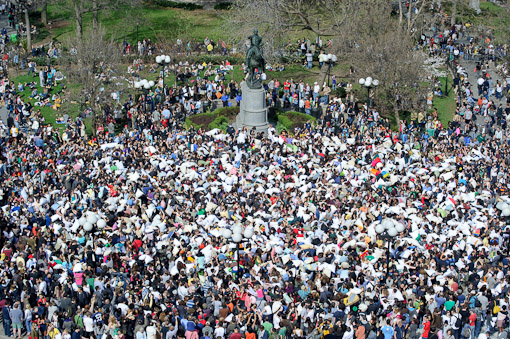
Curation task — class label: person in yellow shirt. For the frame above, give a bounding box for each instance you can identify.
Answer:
[48,324,61,339]
[207,43,213,54]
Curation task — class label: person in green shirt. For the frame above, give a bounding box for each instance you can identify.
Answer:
[445,300,456,311]
[74,309,84,330]
[262,321,273,334]
[477,133,486,143]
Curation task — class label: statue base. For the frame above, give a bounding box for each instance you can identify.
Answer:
[235,82,269,133]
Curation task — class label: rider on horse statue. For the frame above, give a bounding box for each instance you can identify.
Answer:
[245,29,265,89]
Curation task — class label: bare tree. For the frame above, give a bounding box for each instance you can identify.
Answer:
[72,0,84,40]
[64,27,123,135]
[226,0,432,60]
[224,0,361,61]
[227,0,428,122]
[344,3,425,123]
[40,0,47,25]
[451,0,458,26]
[67,0,141,40]
[12,0,42,52]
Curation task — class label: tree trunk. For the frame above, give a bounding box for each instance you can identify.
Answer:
[394,102,401,127]
[92,0,98,33]
[317,63,329,91]
[407,1,412,33]
[41,0,47,25]
[24,8,32,52]
[73,0,83,41]
[92,113,97,137]
[451,0,457,26]
[399,0,403,25]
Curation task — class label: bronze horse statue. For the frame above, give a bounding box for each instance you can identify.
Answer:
[245,30,265,89]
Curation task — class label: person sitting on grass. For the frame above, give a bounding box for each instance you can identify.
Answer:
[34,97,52,107]
[51,94,61,110]
[29,88,38,99]
[40,88,49,100]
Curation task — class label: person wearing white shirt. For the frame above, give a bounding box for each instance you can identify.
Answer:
[38,278,47,295]
[342,325,354,339]
[214,324,225,339]
[146,324,157,339]
[83,313,94,337]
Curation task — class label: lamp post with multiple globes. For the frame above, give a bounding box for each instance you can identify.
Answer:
[221,225,254,282]
[358,77,379,107]
[375,219,405,280]
[134,79,154,114]
[155,54,171,101]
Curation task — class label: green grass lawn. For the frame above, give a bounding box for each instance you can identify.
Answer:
[432,76,456,127]
[44,3,225,44]
[479,1,505,14]
[449,1,510,45]
[11,72,91,133]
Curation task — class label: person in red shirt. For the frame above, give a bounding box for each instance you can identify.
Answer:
[229,328,242,339]
[422,315,431,339]
[284,80,290,94]
[469,310,476,334]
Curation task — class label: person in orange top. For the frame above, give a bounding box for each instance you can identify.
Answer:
[304,97,312,115]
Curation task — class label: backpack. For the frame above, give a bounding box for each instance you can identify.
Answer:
[462,327,471,338]
[363,322,371,335]
[455,315,462,329]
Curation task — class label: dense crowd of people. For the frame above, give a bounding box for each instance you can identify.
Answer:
[2,5,510,339]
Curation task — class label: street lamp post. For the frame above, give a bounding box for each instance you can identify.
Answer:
[134,79,154,114]
[321,53,337,87]
[156,54,171,102]
[359,77,379,108]
[375,219,405,280]
[222,225,254,282]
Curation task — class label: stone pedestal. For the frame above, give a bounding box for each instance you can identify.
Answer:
[236,83,269,133]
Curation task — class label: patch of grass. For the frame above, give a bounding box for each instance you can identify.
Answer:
[185,112,215,129]
[276,111,316,134]
[11,73,83,131]
[45,3,225,43]
[453,1,510,44]
[185,106,240,130]
[433,76,456,126]
[479,1,504,15]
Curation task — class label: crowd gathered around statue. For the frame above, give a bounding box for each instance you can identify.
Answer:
[2,4,510,339]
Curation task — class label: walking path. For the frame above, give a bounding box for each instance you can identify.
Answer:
[452,36,506,126]
[0,11,13,124]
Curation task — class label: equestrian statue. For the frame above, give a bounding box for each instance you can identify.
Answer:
[245,30,265,89]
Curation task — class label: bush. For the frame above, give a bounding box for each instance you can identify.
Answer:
[185,112,215,129]
[276,111,316,134]
[152,0,203,10]
[32,56,48,66]
[214,2,231,10]
[208,115,229,130]
[185,106,239,131]
[215,106,239,119]
[332,87,346,98]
